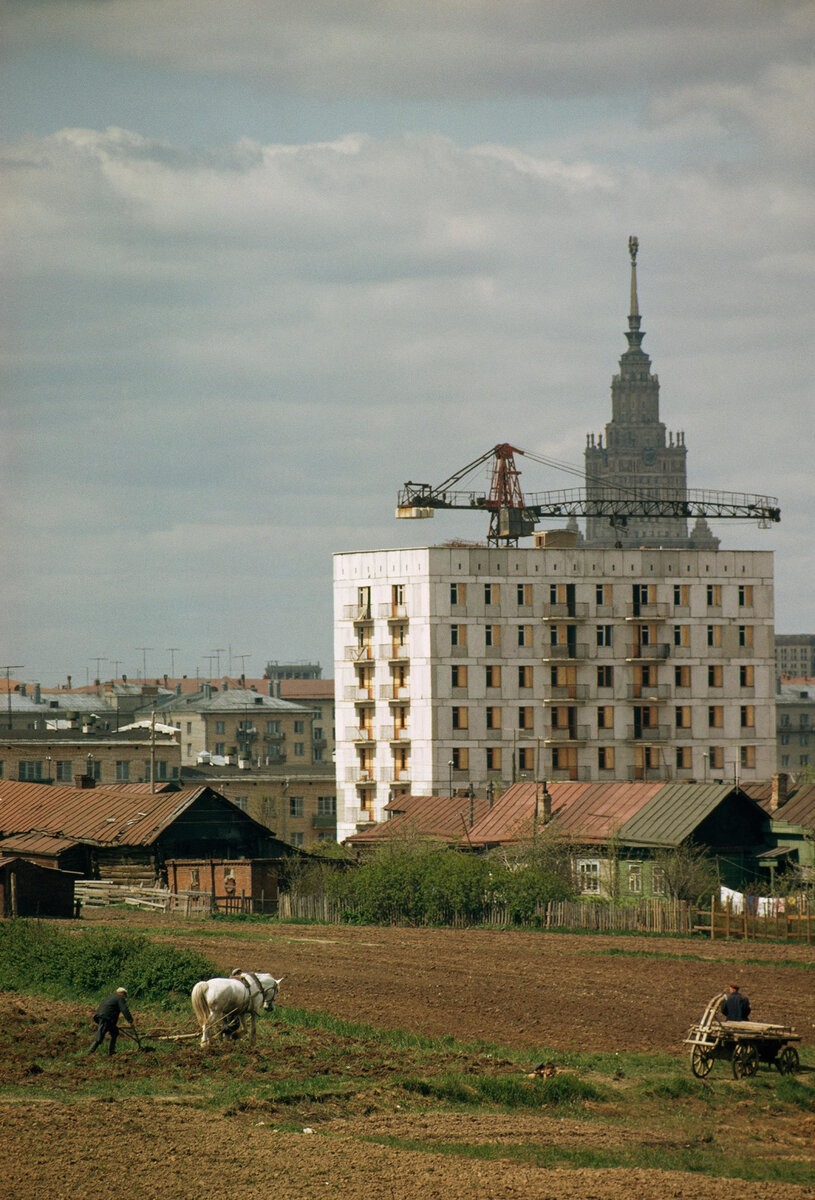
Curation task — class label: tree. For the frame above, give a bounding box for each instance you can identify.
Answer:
[650,841,719,903]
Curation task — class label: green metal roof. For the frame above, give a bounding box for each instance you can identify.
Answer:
[618,782,736,848]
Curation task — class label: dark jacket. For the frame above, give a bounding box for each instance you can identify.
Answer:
[94,993,133,1026]
[720,991,751,1021]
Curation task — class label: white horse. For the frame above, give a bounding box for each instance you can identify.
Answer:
[191,972,282,1047]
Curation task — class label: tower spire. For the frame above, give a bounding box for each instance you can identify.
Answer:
[625,234,644,353]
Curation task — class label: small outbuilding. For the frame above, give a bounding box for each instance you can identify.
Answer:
[0,856,76,918]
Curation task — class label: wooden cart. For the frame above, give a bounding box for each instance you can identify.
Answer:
[684,993,802,1079]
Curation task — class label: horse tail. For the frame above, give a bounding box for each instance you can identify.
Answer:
[191,981,210,1028]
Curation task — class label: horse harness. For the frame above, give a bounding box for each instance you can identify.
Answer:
[235,972,276,1007]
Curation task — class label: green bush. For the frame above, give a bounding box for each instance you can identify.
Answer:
[0,921,216,1005]
[487,861,575,924]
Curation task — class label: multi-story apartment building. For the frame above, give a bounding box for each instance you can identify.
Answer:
[151,685,320,769]
[0,727,181,786]
[334,545,775,840]
[775,635,815,683]
[776,684,814,777]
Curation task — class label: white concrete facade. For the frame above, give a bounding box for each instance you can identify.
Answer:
[334,545,775,841]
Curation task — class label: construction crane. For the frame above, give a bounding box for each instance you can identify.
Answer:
[396,443,781,546]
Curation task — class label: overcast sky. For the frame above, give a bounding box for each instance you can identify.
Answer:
[3,1,813,686]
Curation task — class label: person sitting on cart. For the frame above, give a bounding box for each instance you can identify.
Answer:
[719,983,751,1021]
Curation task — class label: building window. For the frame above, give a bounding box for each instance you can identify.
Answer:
[675,706,691,728]
[451,664,468,688]
[484,583,499,605]
[707,625,722,647]
[676,746,692,770]
[598,746,615,770]
[596,583,611,605]
[56,760,72,782]
[740,745,756,769]
[186,722,192,734]
[597,665,613,688]
[738,625,753,647]
[740,705,755,728]
[215,720,226,735]
[485,624,500,647]
[518,706,534,730]
[708,665,723,687]
[706,584,722,607]
[485,664,501,688]
[317,796,336,817]
[673,584,689,606]
[596,625,613,647]
[294,720,305,733]
[517,583,532,606]
[154,760,168,781]
[780,755,789,767]
[392,584,404,607]
[628,864,642,894]
[189,867,200,889]
[708,746,724,771]
[452,706,468,730]
[294,742,305,756]
[518,665,533,688]
[708,706,724,728]
[289,796,304,818]
[486,706,501,730]
[289,832,305,848]
[452,747,469,770]
[518,625,532,646]
[214,742,225,756]
[780,734,789,746]
[450,582,466,605]
[517,747,533,772]
[738,585,753,607]
[486,746,502,771]
[780,713,790,727]
[451,624,466,647]
[576,860,600,894]
[19,761,43,781]
[115,760,130,781]
[652,866,666,895]
[313,747,324,762]
[266,720,280,734]
[233,796,248,812]
[598,706,613,729]
[674,625,690,646]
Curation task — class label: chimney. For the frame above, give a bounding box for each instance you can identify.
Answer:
[34,684,41,704]
[770,772,789,812]
[76,774,96,789]
[122,674,127,683]
[163,674,168,687]
[175,682,182,695]
[223,680,228,692]
[67,675,72,689]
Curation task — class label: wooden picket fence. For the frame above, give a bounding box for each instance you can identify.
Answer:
[693,894,812,943]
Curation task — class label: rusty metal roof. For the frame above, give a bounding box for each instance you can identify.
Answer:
[743,782,815,828]
[0,780,214,847]
[0,831,80,856]
[346,794,491,846]
[466,781,664,847]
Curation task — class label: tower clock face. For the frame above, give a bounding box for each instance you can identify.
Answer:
[642,448,657,465]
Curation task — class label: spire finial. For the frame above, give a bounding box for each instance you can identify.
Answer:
[628,235,639,318]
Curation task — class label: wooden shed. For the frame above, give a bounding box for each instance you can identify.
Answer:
[0,856,76,918]
[167,857,281,914]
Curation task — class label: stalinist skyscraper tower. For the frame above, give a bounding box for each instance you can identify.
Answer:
[583,237,718,549]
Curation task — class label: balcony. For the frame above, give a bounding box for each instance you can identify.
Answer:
[344,604,373,622]
[543,684,589,702]
[544,724,589,743]
[344,685,373,701]
[596,725,617,739]
[262,729,285,742]
[379,684,410,702]
[625,602,669,620]
[379,643,410,661]
[626,724,672,742]
[378,603,408,619]
[626,684,671,700]
[541,643,589,661]
[344,644,374,661]
[312,812,337,829]
[381,725,411,741]
[626,643,671,661]
[346,726,375,742]
[627,766,668,781]
[541,602,589,620]
[346,766,376,783]
[382,769,411,783]
[549,768,589,782]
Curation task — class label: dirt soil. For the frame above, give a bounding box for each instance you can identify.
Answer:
[1,913,812,1200]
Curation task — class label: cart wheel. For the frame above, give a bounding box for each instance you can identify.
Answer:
[776,1047,799,1075]
[690,1046,714,1078]
[732,1043,759,1079]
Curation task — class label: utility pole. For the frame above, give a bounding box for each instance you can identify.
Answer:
[212,648,225,679]
[166,647,181,678]
[137,647,153,683]
[2,665,24,731]
[150,710,157,794]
